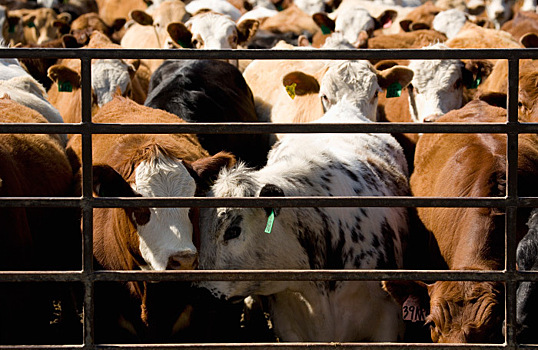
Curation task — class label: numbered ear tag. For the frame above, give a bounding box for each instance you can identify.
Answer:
[402,295,426,322]
[285,83,297,99]
[320,24,332,35]
[58,81,73,92]
[264,209,275,233]
[386,82,402,98]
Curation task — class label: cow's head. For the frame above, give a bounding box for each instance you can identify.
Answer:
[406,43,492,123]
[165,12,259,53]
[485,0,513,29]
[199,164,302,300]
[281,60,413,121]
[516,208,538,343]
[93,150,235,271]
[20,8,71,44]
[312,8,396,47]
[383,279,505,343]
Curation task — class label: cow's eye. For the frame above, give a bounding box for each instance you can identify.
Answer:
[224,226,241,241]
[453,79,462,89]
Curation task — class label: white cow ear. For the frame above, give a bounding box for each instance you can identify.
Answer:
[259,184,285,217]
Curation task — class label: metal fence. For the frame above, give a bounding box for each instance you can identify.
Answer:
[0,47,538,350]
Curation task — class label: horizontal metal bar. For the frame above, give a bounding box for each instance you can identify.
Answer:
[0,48,537,60]
[93,343,508,350]
[1,197,538,208]
[2,122,538,135]
[3,269,538,283]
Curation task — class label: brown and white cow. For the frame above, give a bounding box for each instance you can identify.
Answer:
[243,53,414,139]
[384,99,538,343]
[47,31,148,126]
[0,96,80,344]
[66,96,236,340]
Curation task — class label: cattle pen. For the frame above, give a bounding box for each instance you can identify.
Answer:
[0,46,537,350]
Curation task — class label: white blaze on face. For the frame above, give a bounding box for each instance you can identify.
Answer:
[408,45,464,123]
[520,0,537,12]
[319,60,381,121]
[486,0,511,29]
[134,155,197,271]
[187,13,238,49]
[432,9,467,39]
[91,59,132,107]
[334,7,374,45]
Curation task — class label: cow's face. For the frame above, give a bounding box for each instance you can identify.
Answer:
[187,13,239,49]
[334,8,375,45]
[485,0,512,29]
[516,208,538,343]
[133,154,198,271]
[91,59,138,107]
[319,60,381,120]
[408,53,464,123]
[427,281,504,343]
[198,166,303,300]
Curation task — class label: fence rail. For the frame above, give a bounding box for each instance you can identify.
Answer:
[0,47,537,349]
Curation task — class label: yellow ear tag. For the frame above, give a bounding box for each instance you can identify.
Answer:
[285,83,297,99]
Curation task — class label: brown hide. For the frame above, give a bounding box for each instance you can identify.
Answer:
[260,4,320,36]
[0,98,80,343]
[47,31,148,127]
[387,100,538,343]
[66,96,236,340]
[399,1,441,32]
[501,10,538,42]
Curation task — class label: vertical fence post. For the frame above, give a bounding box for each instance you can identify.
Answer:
[505,58,520,348]
[80,56,95,349]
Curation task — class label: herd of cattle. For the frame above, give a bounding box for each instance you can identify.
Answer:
[0,0,537,344]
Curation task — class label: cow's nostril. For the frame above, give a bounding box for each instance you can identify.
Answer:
[167,251,198,270]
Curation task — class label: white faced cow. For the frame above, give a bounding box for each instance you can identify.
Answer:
[198,98,410,342]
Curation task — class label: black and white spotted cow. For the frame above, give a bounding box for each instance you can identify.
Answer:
[198,99,410,342]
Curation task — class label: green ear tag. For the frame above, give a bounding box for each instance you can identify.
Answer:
[386,82,402,98]
[264,209,275,233]
[285,83,297,99]
[27,21,35,28]
[320,24,332,35]
[58,81,73,92]
[276,4,283,11]
[470,74,482,89]
[176,39,188,48]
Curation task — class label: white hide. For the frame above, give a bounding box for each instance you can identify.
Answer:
[407,43,464,123]
[198,99,408,341]
[520,0,537,11]
[134,155,198,271]
[485,0,512,29]
[334,7,376,44]
[318,60,382,120]
[0,59,66,145]
[295,0,326,15]
[238,6,278,21]
[187,12,239,49]
[185,0,242,21]
[0,6,6,45]
[91,59,134,107]
[432,9,468,39]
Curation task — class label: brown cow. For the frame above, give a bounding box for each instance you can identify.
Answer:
[9,7,71,44]
[501,10,538,42]
[66,96,237,341]
[47,31,149,126]
[384,99,538,343]
[0,97,81,344]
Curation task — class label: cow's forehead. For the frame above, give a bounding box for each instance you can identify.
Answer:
[409,59,462,87]
[321,60,378,93]
[188,13,236,35]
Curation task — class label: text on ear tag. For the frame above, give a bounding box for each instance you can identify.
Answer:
[264,209,275,233]
[58,81,73,92]
[386,82,402,98]
[285,83,297,99]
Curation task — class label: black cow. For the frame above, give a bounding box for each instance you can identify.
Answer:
[145,59,274,168]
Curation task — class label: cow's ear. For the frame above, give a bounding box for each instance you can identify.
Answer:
[377,65,414,90]
[112,18,127,32]
[259,183,285,217]
[167,22,192,48]
[521,33,538,49]
[476,91,507,108]
[399,19,412,32]
[47,64,81,90]
[282,71,320,98]
[312,12,335,34]
[237,19,259,45]
[62,34,83,48]
[183,152,236,191]
[375,9,397,30]
[352,30,369,48]
[382,280,430,309]
[130,10,153,26]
